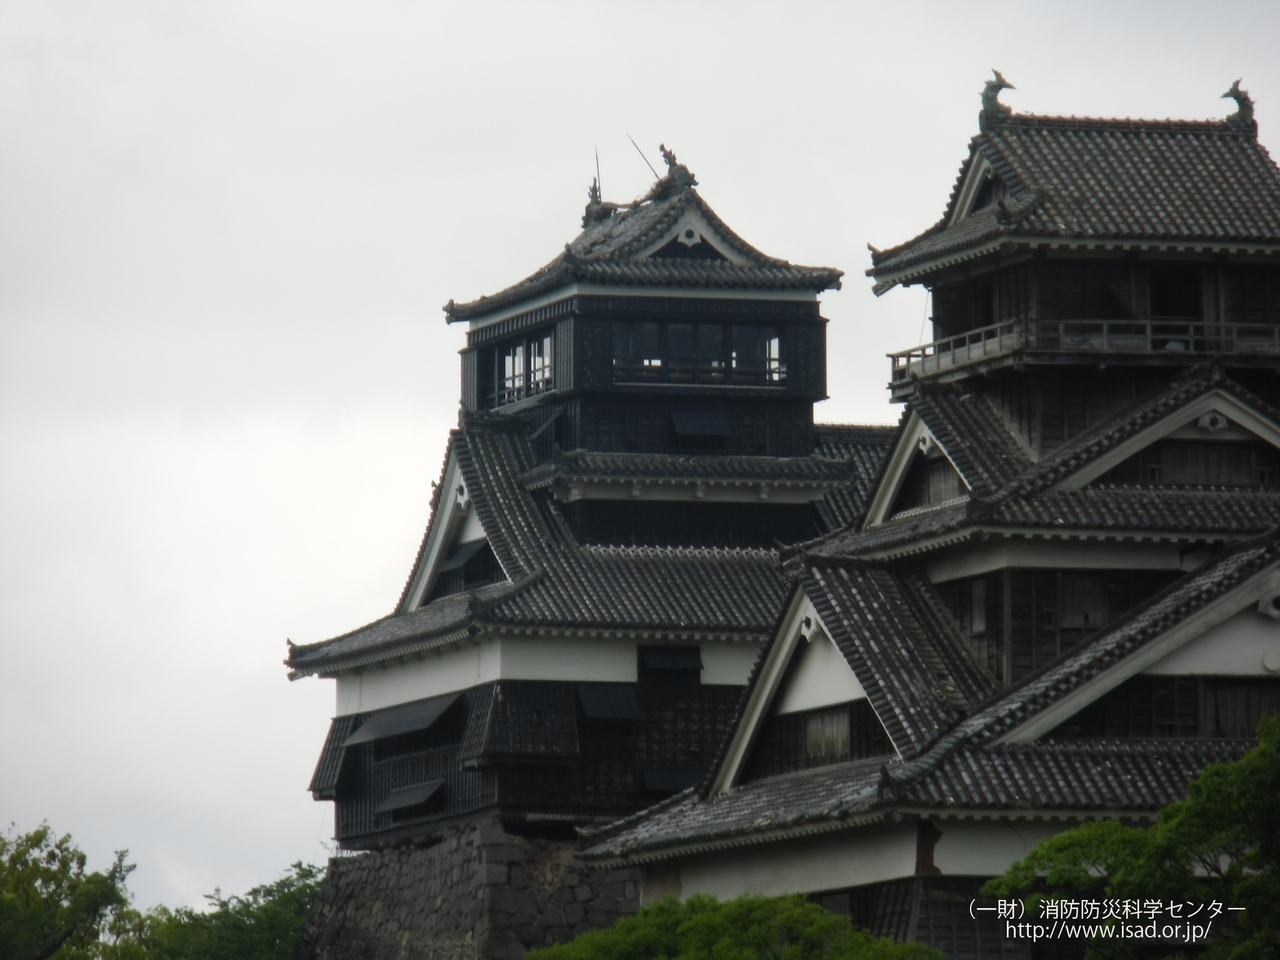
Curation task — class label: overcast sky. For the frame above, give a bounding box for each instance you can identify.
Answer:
[2,0,1278,910]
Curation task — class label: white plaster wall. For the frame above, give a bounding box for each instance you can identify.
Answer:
[774,630,865,715]
[457,509,486,543]
[676,821,918,899]
[1144,607,1280,676]
[335,636,763,716]
[926,539,1186,584]
[701,641,764,686]
[932,819,1072,876]
[335,638,501,715]
[498,636,638,682]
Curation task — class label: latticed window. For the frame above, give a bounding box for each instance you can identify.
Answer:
[613,321,784,385]
[494,330,554,406]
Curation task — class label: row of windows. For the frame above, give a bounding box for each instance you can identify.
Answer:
[1051,675,1279,740]
[612,322,784,384]
[933,262,1280,336]
[1101,440,1279,487]
[483,321,788,407]
[936,569,1179,685]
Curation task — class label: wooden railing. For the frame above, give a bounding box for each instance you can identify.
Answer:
[889,319,1280,384]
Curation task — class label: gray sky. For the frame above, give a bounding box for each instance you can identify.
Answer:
[2,0,1278,910]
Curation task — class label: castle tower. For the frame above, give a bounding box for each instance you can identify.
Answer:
[583,80,1280,960]
[290,151,889,959]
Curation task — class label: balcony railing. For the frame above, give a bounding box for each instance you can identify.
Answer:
[889,318,1280,385]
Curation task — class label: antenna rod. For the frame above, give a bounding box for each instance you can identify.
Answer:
[627,133,660,180]
[595,147,602,196]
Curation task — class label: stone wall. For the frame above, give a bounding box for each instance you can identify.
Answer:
[294,818,642,960]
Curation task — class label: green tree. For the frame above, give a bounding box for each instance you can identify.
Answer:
[527,893,941,960]
[984,713,1280,960]
[0,824,135,960]
[134,862,321,960]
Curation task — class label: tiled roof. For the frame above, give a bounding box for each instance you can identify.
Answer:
[870,113,1280,285]
[480,544,788,635]
[809,487,1280,560]
[580,534,1280,861]
[910,386,1032,495]
[901,740,1250,812]
[292,411,865,676]
[520,450,856,489]
[797,564,995,755]
[1000,365,1280,497]
[446,188,841,321]
[812,424,898,529]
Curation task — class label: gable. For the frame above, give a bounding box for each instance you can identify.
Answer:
[998,556,1280,744]
[1057,389,1280,491]
[709,587,898,795]
[633,206,750,266]
[400,450,501,612]
[947,155,1002,226]
[865,413,969,525]
[773,626,867,715]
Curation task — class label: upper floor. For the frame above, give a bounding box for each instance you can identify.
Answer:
[869,77,1280,400]
[445,148,841,455]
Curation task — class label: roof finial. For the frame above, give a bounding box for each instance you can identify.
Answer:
[1223,79,1255,125]
[980,69,1015,130]
[657,144,697,192]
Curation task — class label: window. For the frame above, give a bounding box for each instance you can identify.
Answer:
[1100,440,1280,488]
[494,330,554,406]
[613,322,784,385]
[744,700,891,781]
[638,646,702,685]
[1149,267,1202,320]
[1051,676,1280,740]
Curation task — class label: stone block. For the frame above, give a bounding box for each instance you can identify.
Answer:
[509,864,530,888]
[553,886,575,905]
[476,822,508,845]
[483,844,527,864]
[483,863,509,885]
[598,882,626,899]
[489,886,539,917]
[585,909,613,928]
[606,869,634,883]
[618,898,641,914]
[478,930,527,960]
[563,902,585,925]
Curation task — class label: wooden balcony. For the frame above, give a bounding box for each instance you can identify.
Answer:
[888,318,1280,397]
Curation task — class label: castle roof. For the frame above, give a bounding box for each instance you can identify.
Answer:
[445,162,842,322]
[580,532,1279,863]
[285,414,893,678]
[870,109,1280,293]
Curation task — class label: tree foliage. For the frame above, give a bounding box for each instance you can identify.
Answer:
[131,862,321,960]
[984,713,1280,960]
[0,824,320,960]
[0,824,134,960]
[527,893,941,960]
